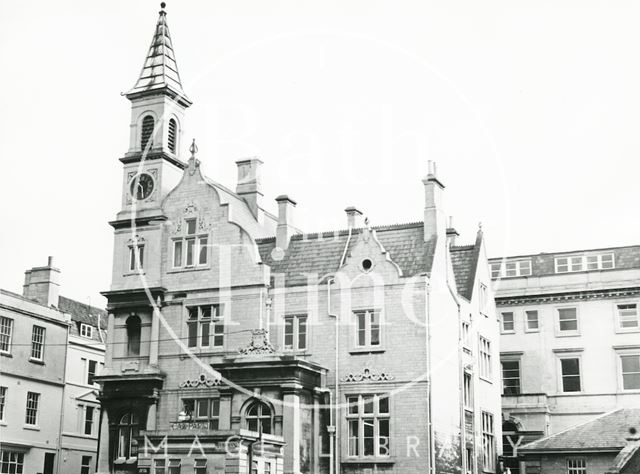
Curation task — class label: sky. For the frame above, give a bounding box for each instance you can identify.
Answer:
[1,0,639,307]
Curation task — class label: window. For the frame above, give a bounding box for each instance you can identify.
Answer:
[194,459,207,474]
[128,244,144,271]
[141,115,154,150]
[501,360,521,395]
[84,405,95,435]
[479,283,489,313]
[501,312,515,333]
[526,310,539,331]
[81,456,92,474]
[620,354,640,390]
[560,357,581,392]
[25,392,40,425]
[479,337,492,380]
[346,394,390,458]
[491,260,532,279]
[126,316,141,356]
[173,219,209,268]
[154,459,165,474]
[284,315,307,351]
[187,304,224,349]
[116,412,139,459]
[465,447,474,474]
[555,254,614,273]
[168,459,181,474]
[0,317,12,354]
[557,307,578,333]
[617,304,639,330]
[482,411,495,472]
[30,325,45,361]
[80,323,93,339]
[566,458,586,474]
[182,398,220,429]
[463,372,473,409]
[87,360,97,385]
[0,387,6,421]
[0,451,24,474]
[168,118,177,154]
[354,310,381,348]
[245,401,272,434]
[462,320,471,351]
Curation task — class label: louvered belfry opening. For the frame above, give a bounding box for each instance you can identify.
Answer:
[168,118,177,153]
[140,115,155,150]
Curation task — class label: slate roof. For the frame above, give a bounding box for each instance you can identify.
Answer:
[520,409,640,453]
[257,222,445,287]
[126,6,190,103]
[450,230,483,300]
[58,296,107,343]
[489,244,640,278]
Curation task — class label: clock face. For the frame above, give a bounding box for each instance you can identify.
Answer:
[130,173,154,200]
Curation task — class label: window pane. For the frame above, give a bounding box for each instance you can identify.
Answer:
[196,399,209,418]
[378,395,389,414]
[198,237,208,265]
[347,396,359,415]
[201,321,210,347]
[363,395,374,414]
[298,316,307,350]
[186,219,197,235]
[561,358,581,392]
[526,310,539,330]
[378,419,390,456]
[370,312,380,346]
[621,355,640,373]
[186,239,195,266]
[558,308,578,331]
[502,312,514,331]
[505,262,517,277]
[187,323,198,348]
[173,241,182,267]
[363,419,374,455]
[357,313,366,346]
[284,318,294,349]
[348,420,359,456]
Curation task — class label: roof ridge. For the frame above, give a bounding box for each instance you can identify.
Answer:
[285,221,424,242]
[489,244,640,261]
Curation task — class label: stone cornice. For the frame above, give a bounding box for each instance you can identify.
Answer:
[495,286,640,306]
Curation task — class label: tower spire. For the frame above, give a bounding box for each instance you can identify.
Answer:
[126,3,192,107]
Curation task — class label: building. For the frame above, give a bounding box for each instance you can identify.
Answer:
[518,408,640,474]
[59,296,107,474]
[0,258,106,474]
[489,245,640,474]
[95,5,502,474]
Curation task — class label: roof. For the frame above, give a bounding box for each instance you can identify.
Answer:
[256,222,439,287]
[58,296,107,343]
[489,244,640,278]
[126,6,190,104]
[521,409,640,453]
[450,230,483,300]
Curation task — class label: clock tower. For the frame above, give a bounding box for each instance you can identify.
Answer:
[117,2,191,219]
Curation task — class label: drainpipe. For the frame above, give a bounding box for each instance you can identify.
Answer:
[446,271,465,474]
[327,277,338,474]
[56,317,71,474]
[425,277,435,474]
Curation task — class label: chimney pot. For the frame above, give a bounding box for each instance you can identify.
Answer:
[423,161,446,244]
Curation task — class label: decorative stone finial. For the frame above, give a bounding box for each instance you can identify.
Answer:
[189,139,198,158]
[160,2,166,10]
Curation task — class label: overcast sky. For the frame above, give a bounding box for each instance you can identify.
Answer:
[1,0,639,307]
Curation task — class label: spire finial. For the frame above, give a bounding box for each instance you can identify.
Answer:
[160,2,166,11]
[189,139,198,158]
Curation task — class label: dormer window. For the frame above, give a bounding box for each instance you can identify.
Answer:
[490,259,532,279]
[80,324,93,339]
[555,253,615,273]
[140,115,154,150]
[168,118,177,154]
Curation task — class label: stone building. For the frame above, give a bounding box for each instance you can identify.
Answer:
[489,245,640,474]
[0,258,106,474]
[95,5,501,474]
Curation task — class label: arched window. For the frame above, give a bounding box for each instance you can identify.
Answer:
[116,412,139,459]
[168,118,177,154]
[140,115,154,150]
[245,400,272,434]
[126,316,141,356]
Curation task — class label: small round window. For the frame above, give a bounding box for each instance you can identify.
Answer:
[361,258,373,272]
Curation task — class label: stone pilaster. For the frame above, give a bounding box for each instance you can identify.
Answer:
[282,383,303,474]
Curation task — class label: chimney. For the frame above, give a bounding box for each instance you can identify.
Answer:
[446,216,459,247]
[275,195,297,249]
[345,206,363,229]
[422,160,446,244]
[23,256,60,308]
[236,158,263,217]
